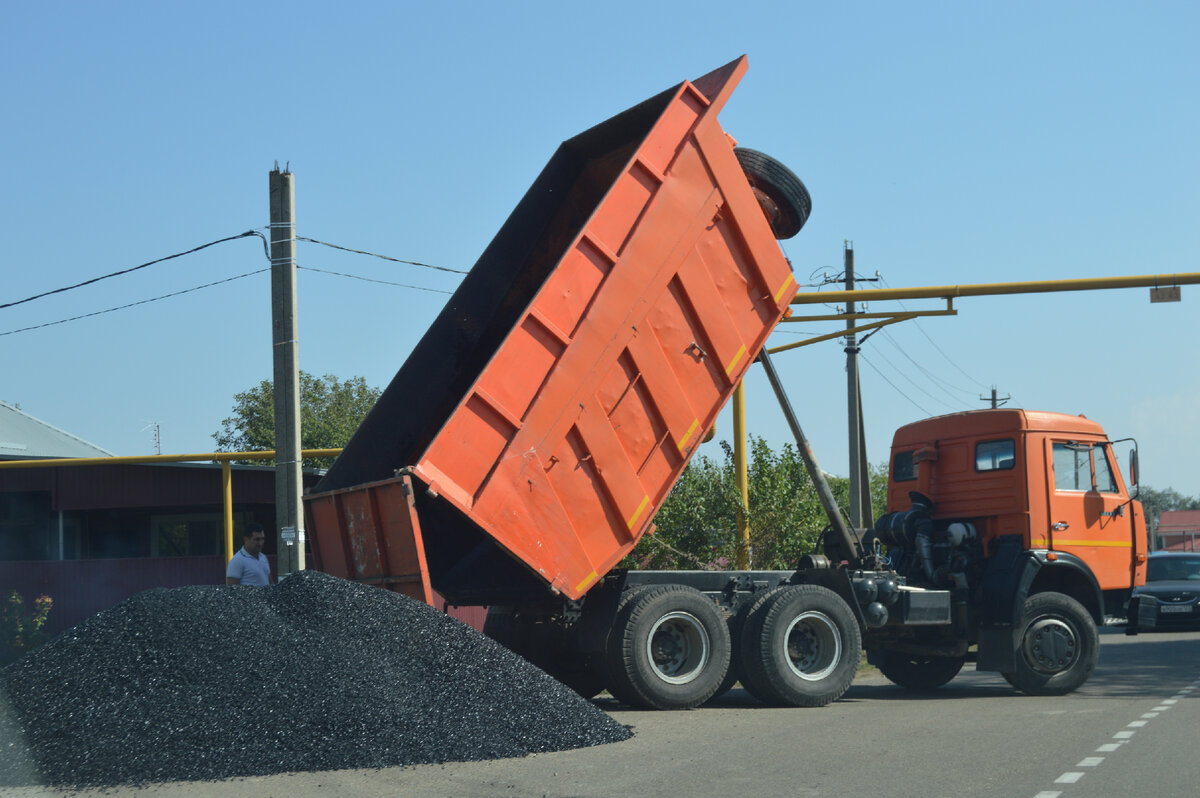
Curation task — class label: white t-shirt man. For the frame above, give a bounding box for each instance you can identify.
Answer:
[226,525,271,585]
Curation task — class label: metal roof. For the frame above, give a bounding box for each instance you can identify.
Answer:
[0,401,115,460]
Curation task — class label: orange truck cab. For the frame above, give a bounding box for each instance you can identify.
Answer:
[868,408,1147,686]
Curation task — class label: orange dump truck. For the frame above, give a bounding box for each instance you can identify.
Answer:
[305,57,1146,709]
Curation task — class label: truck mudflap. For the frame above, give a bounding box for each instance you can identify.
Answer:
[307,57,802,605]
[976,537,1105,672]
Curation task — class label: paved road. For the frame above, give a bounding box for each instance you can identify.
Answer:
[4,628,1199,797]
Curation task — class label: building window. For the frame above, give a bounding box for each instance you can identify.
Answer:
[151,512,248,557]
[0,491,53,561]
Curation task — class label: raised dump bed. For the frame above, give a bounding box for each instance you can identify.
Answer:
[306,56,801,606]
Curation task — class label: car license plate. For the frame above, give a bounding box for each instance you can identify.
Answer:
[1160,605,1194,614]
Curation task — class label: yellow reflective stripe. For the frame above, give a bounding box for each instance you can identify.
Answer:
[774,273,796,304]
[627,495,651,530]
[725,345,747,376]
[1054,540,1133,548]
[575,570,599,594]
[677,418,700,451]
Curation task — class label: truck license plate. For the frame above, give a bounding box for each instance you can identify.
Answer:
[1159,605,1194,614]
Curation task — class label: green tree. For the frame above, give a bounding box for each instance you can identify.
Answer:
[624,436,889,571]
[213,372,381,467]
[1137,485,1200,546]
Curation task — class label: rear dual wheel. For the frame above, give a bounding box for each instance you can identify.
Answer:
[738,585,861,707]
[483,605,606,699]
[605,584,731,710]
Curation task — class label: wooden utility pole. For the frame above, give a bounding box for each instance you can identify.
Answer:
[269,167,304,578]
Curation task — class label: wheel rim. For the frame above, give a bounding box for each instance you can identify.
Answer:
[646,611,710,684]
[784,611,842,681]
[1021,615,1080,674]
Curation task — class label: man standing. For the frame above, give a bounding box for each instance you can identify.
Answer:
[226,522,271,585]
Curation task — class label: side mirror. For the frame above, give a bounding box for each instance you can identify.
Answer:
[1128,448,1140,498]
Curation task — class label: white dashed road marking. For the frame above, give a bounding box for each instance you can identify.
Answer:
[1030,675,1200,797]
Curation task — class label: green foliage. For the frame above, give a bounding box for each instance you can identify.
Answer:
[0,591,53,666]
[623,436,889,571]
[1137,485,1200,545]
[213,372,381,467]
[626,451,741,570]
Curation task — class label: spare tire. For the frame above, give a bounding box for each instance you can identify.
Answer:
[735,148,812,239]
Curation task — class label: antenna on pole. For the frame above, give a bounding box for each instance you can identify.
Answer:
[140,421,162,455]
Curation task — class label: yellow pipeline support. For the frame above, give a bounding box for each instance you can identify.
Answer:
[791,272,1200,304]
[769,314,919,355]
[222,461,234,562]
[0,449,342,566]
[0,449,342,469]
[733,382,750,570]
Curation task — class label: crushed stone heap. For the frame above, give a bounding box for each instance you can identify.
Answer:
[0,570,631,788]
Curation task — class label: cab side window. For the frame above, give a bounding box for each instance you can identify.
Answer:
[893,451,916,481]
[976,439,1015,471]
[1093,446,1118,493]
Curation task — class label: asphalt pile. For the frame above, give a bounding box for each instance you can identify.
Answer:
[0,570,631,788]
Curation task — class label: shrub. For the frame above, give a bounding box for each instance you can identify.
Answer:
[0,590,53,666]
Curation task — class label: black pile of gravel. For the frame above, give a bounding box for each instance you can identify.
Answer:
[0,571,630,788]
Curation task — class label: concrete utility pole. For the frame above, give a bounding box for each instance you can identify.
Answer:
[269,166,304,578]
[982,386,1010,409]
[845,243,864,528]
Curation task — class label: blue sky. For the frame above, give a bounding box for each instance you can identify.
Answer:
[3,1,1197,495]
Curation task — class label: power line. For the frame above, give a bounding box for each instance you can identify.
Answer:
[860,353,935,416]
[0,269,270,337]
[1,229,462,335]
[878,328,979,399]
[862,346,960,413]
[0,231,268,311]
[298,266,454,295]
[294,236,469,275]
[877,273,989,390]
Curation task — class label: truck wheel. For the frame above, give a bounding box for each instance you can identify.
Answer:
[605,584,731,710]
[877,651,965,691]
[734,148,812,239]
[552,655,607,699]
[740,585,861,707]
[482,604,517,646]
[1002,592,1099,696]
[729,587,788,703]
[482,605,605,698]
